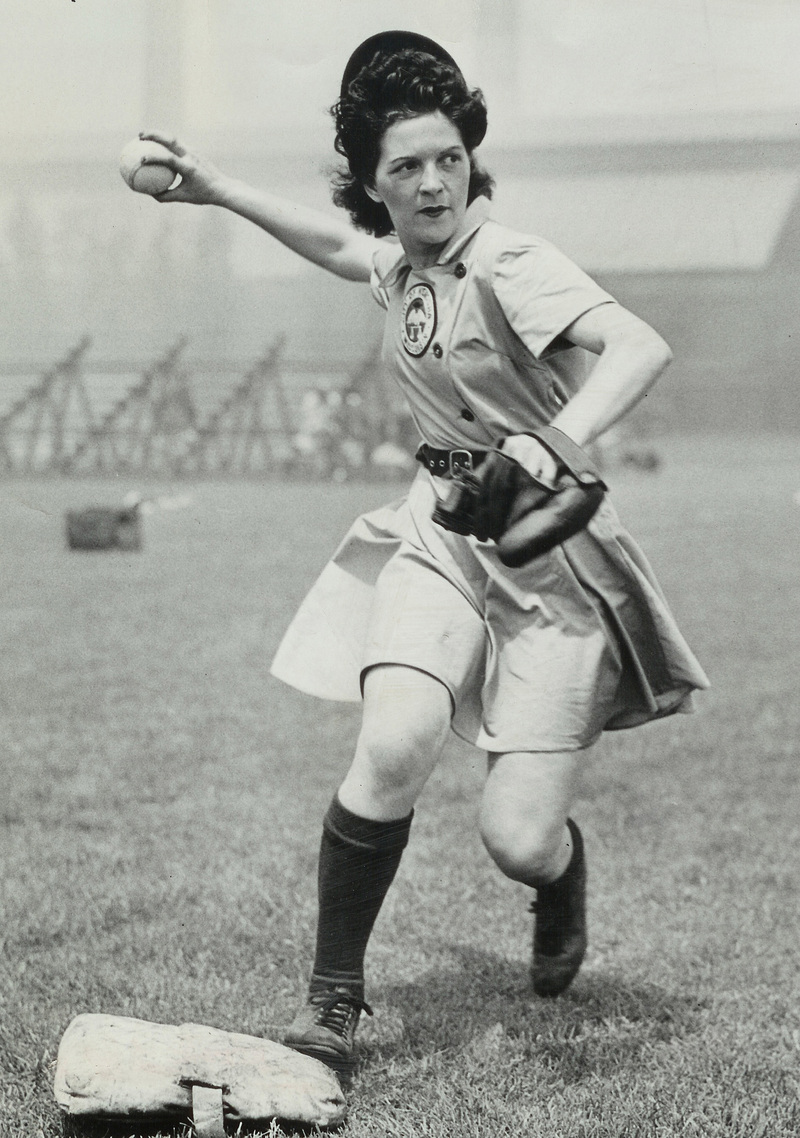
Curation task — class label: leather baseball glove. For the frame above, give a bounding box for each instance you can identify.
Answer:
[432,426,606,567]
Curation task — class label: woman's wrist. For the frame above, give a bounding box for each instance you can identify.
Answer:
[209,174,250,211]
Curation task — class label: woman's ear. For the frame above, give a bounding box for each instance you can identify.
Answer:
[363,181,382,204]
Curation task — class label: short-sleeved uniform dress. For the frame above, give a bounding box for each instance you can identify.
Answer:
[271,198,709,752]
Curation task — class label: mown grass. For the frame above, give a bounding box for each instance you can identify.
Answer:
[1,434,799,1137]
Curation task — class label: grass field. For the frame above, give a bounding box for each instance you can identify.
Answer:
[1,434,799,1137]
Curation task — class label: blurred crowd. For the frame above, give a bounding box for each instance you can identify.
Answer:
[290,386,418,481]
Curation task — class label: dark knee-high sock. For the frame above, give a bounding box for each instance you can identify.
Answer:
[311,795,413,998]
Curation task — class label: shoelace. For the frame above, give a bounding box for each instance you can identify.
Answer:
[310,992,374,1039]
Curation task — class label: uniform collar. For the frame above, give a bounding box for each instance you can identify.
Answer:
[379,196,491,287]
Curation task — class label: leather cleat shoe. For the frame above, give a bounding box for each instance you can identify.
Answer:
[530,818,587,997]
[283,988,373,1081]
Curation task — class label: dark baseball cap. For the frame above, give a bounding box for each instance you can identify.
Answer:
[340,30,462,98]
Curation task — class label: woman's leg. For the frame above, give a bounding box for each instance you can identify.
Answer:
[309,664,451,990]
[339,662,453,819]
[479,748,590,996]
[284,664,452,1076]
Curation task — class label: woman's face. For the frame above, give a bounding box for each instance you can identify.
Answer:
[365,111,470,266]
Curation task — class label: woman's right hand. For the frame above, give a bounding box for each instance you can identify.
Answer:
[137,131,228,206]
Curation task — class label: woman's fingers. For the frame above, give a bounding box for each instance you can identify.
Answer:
[128,132,226,205]
[138,130,188,158]
[501,435,559,486]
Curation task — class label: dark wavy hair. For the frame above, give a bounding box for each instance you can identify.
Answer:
[331,48,494,237]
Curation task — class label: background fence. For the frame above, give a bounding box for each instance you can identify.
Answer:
[0,336,420,480]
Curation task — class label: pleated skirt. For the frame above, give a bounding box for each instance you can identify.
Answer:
[270,470,709,752]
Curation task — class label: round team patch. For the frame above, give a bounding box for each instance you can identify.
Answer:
[401,283,437,357]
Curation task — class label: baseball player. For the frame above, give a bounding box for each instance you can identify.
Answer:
[139,30,709,1081]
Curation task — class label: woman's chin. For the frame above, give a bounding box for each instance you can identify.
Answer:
[402,217,459,259]
[419,210,454,233]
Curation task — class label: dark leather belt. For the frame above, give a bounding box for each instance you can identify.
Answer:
[416,443,489,477]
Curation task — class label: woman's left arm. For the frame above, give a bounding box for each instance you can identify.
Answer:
[502,302,672,480]
[549,303,673,448]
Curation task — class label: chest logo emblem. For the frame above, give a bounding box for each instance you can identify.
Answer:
[401,283,437,357]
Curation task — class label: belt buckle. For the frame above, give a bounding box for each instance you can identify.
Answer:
[449,449,473,477]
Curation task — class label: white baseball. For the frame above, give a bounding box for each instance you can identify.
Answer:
[119,139,178,195]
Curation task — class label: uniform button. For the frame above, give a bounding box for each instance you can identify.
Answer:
[432,343,443,358]
[460,407,475,422]
[454,262,467,278]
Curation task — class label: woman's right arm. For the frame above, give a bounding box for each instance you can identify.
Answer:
[138,132,379,283]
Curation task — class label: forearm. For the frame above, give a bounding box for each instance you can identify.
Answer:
[550,333,672,448]
[213,177,375,280]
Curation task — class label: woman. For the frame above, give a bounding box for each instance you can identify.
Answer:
[140,30,708,1080]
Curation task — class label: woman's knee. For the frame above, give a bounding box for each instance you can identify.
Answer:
[479,806,565,883]
[340,665,452,815]
[478,749,583,884]
[351,728,432,799]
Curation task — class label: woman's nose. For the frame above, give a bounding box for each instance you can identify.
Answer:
[419,161,444,194]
